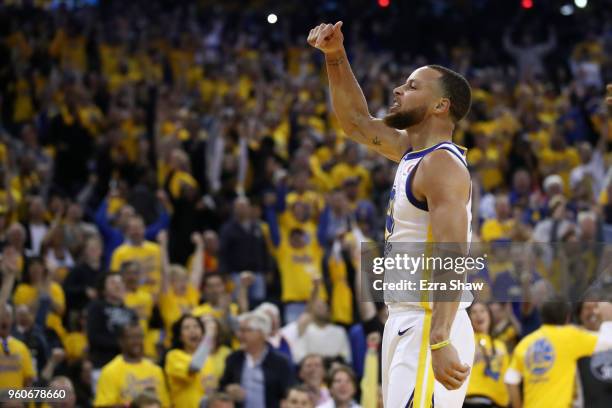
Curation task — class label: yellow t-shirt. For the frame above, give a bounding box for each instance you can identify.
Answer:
[273,232,326,303]
[164,347,230,408]
[159,285,200,332]
[13,282,66,315]
[480,219,515,242]
[538,148,580,192]
[13,282,66,341]
[330,163,372,199]
[506,324,598,408]
[192,302,239,320]
[467,146,503,192]
[467,333,510,406]
[0,336,36,388]
[63,332,87,363]
[94,355,170,408]
[124,288,154,325]
[110,241,162,294]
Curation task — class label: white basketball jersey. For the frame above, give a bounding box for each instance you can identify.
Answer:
[383,141,473,310]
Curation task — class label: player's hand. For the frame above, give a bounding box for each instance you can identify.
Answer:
[606,84,612,106]
[431,343,470,390]
[307,22,344,54]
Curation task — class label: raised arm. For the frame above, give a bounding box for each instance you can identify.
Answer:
[413,150,472,390]
[307,22,410,162]
[189,232,205,290]
[157,231,170,295]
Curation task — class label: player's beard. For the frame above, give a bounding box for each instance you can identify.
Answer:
[383,105,428,130]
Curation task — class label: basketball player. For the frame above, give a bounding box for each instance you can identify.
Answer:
[308,22,474,407]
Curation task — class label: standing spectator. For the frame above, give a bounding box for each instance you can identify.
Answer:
[464,302,510,408]
[219,197,270,306]
[23,196,49,256]
[575,300,612,408]
[94,197,169,267]
[293,283,351,365]
[505,299,612,408]
[49,89,94,196]
[94,321,170,407]
[503,27,557,81]
[110,215,162,295]
[13,304,50,376]
[0,304,36,388]
[164,315,218,408]
[63,236,103,314]
[86,273,138,389]
[219,311,296,408]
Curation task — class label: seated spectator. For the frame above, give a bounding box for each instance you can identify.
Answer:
[317,365,361,408]
[284,385,316,408]
[298,354,330,406]
[219,311,296,407]
[49,375,78,408]
[94,322,169,407]
[204,392,236,408]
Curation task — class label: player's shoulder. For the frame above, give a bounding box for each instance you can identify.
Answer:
[419,143,468,170]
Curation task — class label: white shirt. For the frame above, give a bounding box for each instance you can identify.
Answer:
[293,323,351,364]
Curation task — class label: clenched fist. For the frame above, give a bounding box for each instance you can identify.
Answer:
[307,21,344,54]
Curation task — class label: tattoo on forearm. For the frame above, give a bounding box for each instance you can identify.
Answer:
[372,136,381,145]
[327,57,344,66]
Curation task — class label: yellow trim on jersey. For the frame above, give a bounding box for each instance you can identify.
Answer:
[424,358,435,408]
[414,310,433,408]
[454,144,468,153]
[420,224,434,310]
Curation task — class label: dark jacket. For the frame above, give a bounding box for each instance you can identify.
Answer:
[86,299,137,368]
[219,347,296,408]
[218,219,270,274]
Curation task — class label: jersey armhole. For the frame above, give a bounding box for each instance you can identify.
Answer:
[405,159,429,212]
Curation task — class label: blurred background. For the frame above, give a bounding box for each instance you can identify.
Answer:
[0,0,611,407]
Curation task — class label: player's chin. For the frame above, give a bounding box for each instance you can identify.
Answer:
[382,112,408,130]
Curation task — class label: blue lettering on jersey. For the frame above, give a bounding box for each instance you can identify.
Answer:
[385,187,396,240]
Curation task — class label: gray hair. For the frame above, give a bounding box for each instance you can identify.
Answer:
[238,311,272,337]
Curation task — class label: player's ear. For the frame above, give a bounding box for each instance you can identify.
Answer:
[434,98,451,115]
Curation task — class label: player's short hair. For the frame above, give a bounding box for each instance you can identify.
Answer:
[540,297,571,325]
[427,65,472,123]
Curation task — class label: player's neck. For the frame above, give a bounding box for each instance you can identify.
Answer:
[407,118,454,151]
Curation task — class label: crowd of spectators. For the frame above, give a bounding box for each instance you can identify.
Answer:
[0,0,612,407]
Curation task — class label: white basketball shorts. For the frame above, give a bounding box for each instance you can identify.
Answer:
[381,307,475,408]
